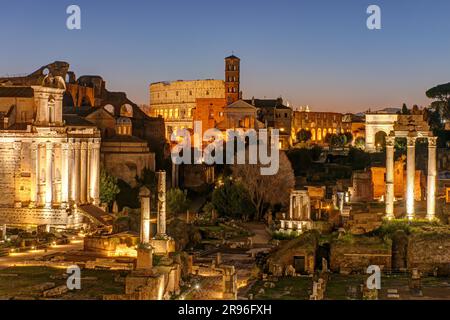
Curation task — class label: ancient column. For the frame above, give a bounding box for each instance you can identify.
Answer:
[385,135,395,219]
[29,142,38,208]
[87,141,92,204]
[406,136,416,220]
[69,141,76,205]
[80,141,88,204]
[74,141,81,205]
[156,171,167,237]
[45,142,53,208]
[89,141,101,205]
[140,186,151,244]
[426,137,437,221]
[1,225,6,241]
[289,193,293,220]
[61,142,70,207]
[37,144,45,206]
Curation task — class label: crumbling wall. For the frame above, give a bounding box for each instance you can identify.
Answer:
[330,237,392,273]
[407,232,450,274]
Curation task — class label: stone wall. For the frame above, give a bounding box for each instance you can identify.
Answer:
[0,141,20,206]
[330,237,392,273]
[0,207,69,226]
[407,232,450,274]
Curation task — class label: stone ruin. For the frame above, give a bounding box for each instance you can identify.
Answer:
[104,172,181,300]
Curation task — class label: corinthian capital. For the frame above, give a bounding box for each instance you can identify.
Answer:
[428,136,437,147]
[386,136,395,147]
[406,136,417,146]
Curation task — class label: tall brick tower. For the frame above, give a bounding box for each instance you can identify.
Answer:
[225,55,240,104]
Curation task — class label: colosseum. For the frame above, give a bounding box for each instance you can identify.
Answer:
[149,79,225,138]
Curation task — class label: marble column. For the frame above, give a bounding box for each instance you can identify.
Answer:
[406,136,416,220]
[29,142,38,208]
[80,141,88,204]
[69,141,75,205]
[45,142,53,208]
[61,142,70,208]
[156,171,167,237]
[89,141,100,205]
[74,141,81,205]
[37,144,45,206]
[426,137,437,221]
[289,193,293,220]
[140,186,151,244]
[1,225,6,241]
[87,142,92,204]
[385,136,395,219]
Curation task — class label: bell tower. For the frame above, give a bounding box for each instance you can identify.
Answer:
[225,55,240,105]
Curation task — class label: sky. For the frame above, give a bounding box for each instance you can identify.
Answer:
[1,0,450,113]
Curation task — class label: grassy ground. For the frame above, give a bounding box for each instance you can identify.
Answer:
[325,274,450,300]
[0,266,124,300]
[249,277,312,300]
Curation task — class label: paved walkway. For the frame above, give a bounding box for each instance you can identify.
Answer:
[0,239,83,270]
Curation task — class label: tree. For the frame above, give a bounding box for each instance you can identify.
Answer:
[310,145,323,161]
[232,152,295,220]
[100,168,120,206]
[344,132,353,145]
[354,137,365,150]
[167,188,191,215]
[426,82,450,120]
[211,178,255,220]
[296,129,312,143]
[401,103,410,115]
[347,147,371,170]
[286,148,312,175]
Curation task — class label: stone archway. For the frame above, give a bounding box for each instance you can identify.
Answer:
[375,131,387,150]
[63,92,75,107]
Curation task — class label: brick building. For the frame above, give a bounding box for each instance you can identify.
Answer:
[292,110,352,144]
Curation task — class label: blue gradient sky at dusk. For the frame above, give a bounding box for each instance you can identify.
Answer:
[1,0,450,113]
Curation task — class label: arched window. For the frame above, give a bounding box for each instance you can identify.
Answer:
[317,128,322,141]
[311,128,316,141]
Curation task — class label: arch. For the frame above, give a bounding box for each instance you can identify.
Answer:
[311,128,316,141]
[317,128,322,141]
[104,104,115,115]
[120,104,133,117]
[63,92,75,107]
[80,96,92,107]
[375,131,387,149]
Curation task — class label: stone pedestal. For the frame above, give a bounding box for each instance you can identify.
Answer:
[222,266,237,300]
[136,247,153,271]
[149,239,176,255]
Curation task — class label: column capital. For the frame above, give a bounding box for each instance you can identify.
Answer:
[61,141,70,151]
[80,141,88,150]
[428,136,438,147]
[406,136,417,146]
[386,136,395,147]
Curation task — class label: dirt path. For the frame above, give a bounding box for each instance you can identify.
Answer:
[242,222,271,245]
